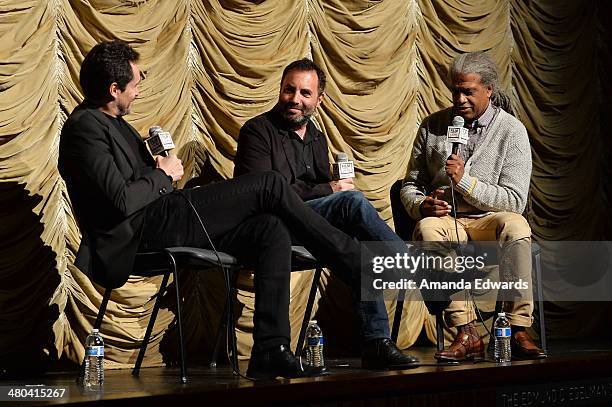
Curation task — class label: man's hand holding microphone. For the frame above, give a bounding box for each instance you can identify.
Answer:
[419,115,468,217]
[445,154,464,185]
[156,155,183,182]
[329,178,354,192]
[444,115,468,185]
[330,152,355,192]
[147,126,184,182]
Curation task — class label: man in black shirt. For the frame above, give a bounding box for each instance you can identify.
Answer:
[234,59,419,369]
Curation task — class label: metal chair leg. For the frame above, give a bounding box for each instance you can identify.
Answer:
[295,267,322,357]
[490,300,503,333]
[436,310,445,352]
[210,265,239,371]
[168,253,188,384]
[94,289,112,330]
[225,266,239,374]
[210,300,227,368]
[391,298,404,343]
[78,288,112,383]
[534,251,547,353]
[132,271,170,377]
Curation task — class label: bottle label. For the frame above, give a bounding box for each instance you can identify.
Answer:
[495,327,511,338]
[86,346,104,357]
[307,336,324,346]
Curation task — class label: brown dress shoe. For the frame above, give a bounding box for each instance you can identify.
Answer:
[435,322,484,362]
[511,331,547,360]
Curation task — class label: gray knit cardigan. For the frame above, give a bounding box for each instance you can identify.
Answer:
[400,107,532,221]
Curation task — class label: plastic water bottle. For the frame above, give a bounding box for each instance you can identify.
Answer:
[493,312,511,363]
[83,329,104,390]
[304,320,324,369]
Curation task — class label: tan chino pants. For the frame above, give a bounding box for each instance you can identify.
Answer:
[413,212,534,327]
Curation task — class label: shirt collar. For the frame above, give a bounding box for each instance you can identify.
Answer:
[290,122,316,144]
[472,101,496,129]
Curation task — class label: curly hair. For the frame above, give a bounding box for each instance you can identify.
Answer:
[79,40,140,105]
[281,58,326,95]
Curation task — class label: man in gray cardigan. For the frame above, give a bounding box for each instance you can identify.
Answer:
[400,52,546,361]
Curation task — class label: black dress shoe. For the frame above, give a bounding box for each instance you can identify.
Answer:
[361,338,419,370]
[247,344,309,380]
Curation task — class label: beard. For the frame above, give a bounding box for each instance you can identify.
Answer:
[116,97,133,117]
[117,104,131,117]
[279,102,316,128]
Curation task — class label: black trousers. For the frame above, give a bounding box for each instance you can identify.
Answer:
[139,171,381,351]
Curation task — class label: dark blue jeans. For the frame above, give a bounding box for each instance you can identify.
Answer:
[306,190,406,341]
[306,191,404,243]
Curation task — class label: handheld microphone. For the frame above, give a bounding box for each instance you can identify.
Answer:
[332,152,355,179]
[446,116,468,155]
[146,126,175,157]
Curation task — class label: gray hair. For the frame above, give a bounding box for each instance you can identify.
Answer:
[450,52,513,115]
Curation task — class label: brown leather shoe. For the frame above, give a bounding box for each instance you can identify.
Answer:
[434,322,484,362]
[511,331,547,360]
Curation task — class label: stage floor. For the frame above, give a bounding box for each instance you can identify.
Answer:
[3,340,612,407]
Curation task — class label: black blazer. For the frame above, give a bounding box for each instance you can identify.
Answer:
[234,110,333,201]
[58,104,173,288]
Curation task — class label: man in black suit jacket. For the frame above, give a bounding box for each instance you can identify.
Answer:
[234,59,419,368]
[59,41,416,379]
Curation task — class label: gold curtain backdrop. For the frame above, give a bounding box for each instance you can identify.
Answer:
[0,0,609,368]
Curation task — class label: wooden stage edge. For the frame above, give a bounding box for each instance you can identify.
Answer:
[3,340,612,407]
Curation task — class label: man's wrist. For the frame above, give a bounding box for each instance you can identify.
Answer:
[158,168,173,183]
[417,196,427,218]
[456,174,476,195]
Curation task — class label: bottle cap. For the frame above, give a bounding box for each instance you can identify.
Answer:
[309,320,317,324]
[92,329,99,333]
[498,312,505,317]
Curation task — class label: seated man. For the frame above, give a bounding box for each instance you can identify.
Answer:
[235,58,405,247]
[234,58,418,368]
[400,52,546,361]
[58,41,415,380]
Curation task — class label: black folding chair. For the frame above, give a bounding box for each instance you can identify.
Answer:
[207,245,323,366]
[86,247,241,384]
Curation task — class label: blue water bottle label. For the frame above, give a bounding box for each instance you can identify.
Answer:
[307,336,324,346]
[86,346,104,357]
[495,327,511,338]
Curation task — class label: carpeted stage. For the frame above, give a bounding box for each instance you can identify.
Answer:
[3,340,612,407]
